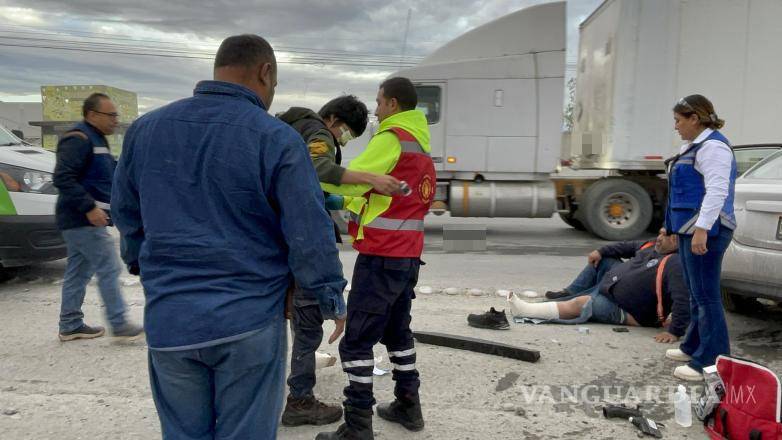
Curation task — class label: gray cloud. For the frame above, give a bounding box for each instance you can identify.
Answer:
[0,0,602,114]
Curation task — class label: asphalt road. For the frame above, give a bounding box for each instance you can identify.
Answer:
[1,215,779,439]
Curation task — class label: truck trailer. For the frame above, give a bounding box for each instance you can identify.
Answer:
[393,0,782,240]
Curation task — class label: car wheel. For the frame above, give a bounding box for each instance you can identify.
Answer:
[721,287,760,313]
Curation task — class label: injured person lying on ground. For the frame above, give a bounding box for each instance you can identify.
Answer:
[468,230,691,343]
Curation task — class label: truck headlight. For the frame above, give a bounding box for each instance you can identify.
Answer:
[0,164,57,195]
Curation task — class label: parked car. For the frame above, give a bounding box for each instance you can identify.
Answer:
[732,143,782,176]
[721,149,782,311]
[0,125,65,272]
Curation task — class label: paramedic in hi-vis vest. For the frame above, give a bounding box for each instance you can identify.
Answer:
[663,94,737,382]
[316,77,435,440]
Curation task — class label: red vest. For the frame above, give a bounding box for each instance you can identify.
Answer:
[348,127,435,258]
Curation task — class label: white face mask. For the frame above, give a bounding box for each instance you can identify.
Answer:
[338,126,354,146]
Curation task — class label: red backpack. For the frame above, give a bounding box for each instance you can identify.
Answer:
[705,355,782,439]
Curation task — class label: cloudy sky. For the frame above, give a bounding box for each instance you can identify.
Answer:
[0,0,602,115]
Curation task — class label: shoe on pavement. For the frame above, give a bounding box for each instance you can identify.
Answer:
[674,365,703,381]
[316,351,337,369]
[281,395,343,426]
[316,405,373,440]
[111,322,144,339]
[59,324,105,341]
[377,398,424,432]
[666,348,692,362]
[467,307,510,330]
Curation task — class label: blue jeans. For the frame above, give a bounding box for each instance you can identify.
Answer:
[59,226,127,333]
[148,318,287,440]
[678,227,733,372]
[546,257,626,325]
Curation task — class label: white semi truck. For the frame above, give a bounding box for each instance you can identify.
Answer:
[391,0,782,240]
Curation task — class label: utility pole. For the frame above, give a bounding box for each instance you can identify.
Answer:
[399,8,412,69]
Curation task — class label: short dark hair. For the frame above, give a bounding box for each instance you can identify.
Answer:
[379,77,417,111]
[214,34,276,70]
[673,94,725,130]
[319,95,369,137]
[82,93,110,118]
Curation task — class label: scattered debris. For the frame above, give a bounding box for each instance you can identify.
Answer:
[413,331,540,363]
[612,327,630,333]
[120,277,140,287]
[345,284,351,292]
[501,403,515,412]
[2,409,19,416]
[577,326,590,335]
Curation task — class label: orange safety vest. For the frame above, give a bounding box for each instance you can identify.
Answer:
[348,127,436,258]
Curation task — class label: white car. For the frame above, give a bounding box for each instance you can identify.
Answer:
[0,125,66,270]
[721,149,782,311]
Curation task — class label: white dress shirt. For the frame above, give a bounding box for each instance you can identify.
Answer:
[679,128,734,231]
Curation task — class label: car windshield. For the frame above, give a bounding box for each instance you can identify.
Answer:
[742,150,782,179]
[0,126,22,146]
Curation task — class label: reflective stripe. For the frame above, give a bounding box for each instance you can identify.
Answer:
[400,141,428,155]
[392,363,417,371]
[347,374,373,384]
[365,217,424,232]
[720,212,737,229]
[93,147,111,155]
[95,201,111,210]
[677,213,699,234]
[388,348,416,357]
[342,359,374,369]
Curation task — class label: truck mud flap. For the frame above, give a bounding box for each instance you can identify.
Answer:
[413,331,540,363]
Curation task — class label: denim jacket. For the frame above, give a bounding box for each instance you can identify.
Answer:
[112,80,347,349]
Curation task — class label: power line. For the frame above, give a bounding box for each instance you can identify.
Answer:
[0,41,420,68]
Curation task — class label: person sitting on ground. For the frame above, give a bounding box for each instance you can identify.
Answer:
[468,229,690,343]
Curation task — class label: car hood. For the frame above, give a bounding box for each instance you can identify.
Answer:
[0,146,56,172]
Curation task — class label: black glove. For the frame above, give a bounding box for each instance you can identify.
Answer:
[127,262,140,276]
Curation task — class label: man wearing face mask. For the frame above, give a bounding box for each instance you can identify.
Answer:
[277,95,401,199]
[277,96,401,427]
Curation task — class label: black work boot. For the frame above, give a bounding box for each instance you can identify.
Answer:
[377,396,424,432]
[282,395,343,426]
[315,405,373,440]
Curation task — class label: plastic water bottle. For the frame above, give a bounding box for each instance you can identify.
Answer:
[674,384,693,427]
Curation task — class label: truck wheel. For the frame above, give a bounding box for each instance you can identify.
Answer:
[581,178,653,241]
[558,212,586,231]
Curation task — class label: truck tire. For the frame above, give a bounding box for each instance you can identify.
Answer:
[558,212,586,231]
[581,178,653,241]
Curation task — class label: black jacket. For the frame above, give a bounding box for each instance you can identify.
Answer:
[52,121,116,231]
[598,241,690,336]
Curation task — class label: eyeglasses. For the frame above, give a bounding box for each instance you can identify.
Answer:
[677,98,693,111]
[93,110,120,119]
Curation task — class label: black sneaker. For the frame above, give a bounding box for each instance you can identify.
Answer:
[545,290,571,300]
[59,324,105,341]
[111,322,144,339]
[467,308,510,330]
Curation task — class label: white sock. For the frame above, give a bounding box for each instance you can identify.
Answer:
[507,293,560,319]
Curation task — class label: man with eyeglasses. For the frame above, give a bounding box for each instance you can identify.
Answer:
[53,92,143,342]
